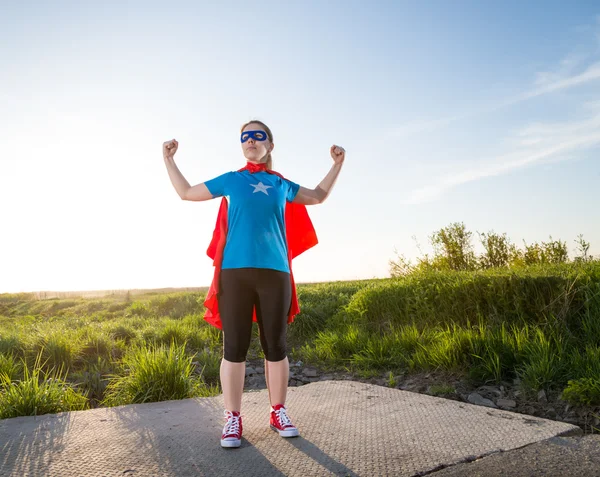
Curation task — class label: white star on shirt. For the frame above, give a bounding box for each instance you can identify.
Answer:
[250,182,273,195]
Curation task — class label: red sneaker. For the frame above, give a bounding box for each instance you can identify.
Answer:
[270,404,299,437]
[221,410,242,448]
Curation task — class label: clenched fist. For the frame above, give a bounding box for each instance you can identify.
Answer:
[163,139,179,159]
[330,145,345,165]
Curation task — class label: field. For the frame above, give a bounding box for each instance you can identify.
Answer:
[1,263,599,431]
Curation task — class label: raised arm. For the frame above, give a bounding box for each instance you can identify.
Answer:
[163,139,213,201]
[293,145,345,205]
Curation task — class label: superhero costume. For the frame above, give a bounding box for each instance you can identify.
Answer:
[203,161,318,329]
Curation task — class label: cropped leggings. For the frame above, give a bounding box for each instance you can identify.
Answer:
[218,267,292,363]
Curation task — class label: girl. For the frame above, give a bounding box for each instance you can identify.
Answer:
[163,120,345,448]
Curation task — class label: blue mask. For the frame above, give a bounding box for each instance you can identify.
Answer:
[241,130,268,143]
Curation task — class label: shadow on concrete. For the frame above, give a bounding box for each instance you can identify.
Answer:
[286,437,359,476]
[0,412,75,476]
[105,398,287,476]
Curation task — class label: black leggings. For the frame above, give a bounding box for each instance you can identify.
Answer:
[219,268,292,363]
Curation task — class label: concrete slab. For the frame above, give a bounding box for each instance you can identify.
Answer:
[430,435,600,476]
[0,381,580,477]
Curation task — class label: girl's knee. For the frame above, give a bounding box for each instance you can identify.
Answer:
[223,336,250,363]
[263,346,287,362]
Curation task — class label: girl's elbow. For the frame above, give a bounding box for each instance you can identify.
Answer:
[315,187,327,204]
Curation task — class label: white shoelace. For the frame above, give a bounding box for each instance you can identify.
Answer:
[223,411,240,435]
[275,407,293,427]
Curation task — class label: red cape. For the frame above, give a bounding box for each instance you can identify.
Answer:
[203,165,318,329]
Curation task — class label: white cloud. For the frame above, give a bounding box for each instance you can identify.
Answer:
[534,52,587,86]
[402,111,600,205]
[390,18,600,139]
[395,17,600,204]
[513,62,600,103]
[518,111,600,140]
[391,62,600,139]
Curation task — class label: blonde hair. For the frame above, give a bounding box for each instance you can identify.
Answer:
[240,119,274,170]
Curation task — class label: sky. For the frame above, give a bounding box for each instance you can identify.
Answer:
[1,0,599,293]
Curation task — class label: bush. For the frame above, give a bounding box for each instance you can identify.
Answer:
[389,222,577,275]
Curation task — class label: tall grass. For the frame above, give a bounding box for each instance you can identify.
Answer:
[78,329,115,362]
[517,327,570,394]
[0,334,23,356]
[289,281,371,345]
[297,263,600,404]
[29,329,83,372]
[70,356,113,405]
[1,265,600,417]
[0,353,22,382]
[102,341,218,406]
[468,323,527,384]
[562,378,600,406]
[0,351,88,419]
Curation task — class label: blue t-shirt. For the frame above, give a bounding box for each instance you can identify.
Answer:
[204,170,300,273]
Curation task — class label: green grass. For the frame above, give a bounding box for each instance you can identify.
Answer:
[295,262,600,406]
[562,378,600,406]
[0,353,22,382]
[102,341,218,406]
[0,351,88,419]
[70,356,112,405]
[1,264,600,419]
[428,384,456,396]
[29,328,83,372]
